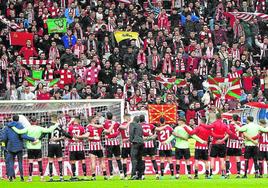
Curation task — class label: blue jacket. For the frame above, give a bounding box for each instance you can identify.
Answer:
[0,122,35,152]
[62,34,77,49]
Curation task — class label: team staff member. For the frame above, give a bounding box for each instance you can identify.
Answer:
[0,115,36,182]
[9,115,58,182]
[235,116,268,178]
[129,116,144,180]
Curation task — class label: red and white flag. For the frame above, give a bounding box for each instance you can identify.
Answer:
[0,15,20,30]
[116,0,132,4]
[226,12,268,22]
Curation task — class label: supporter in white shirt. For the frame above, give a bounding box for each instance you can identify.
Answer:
[20,86,36,100]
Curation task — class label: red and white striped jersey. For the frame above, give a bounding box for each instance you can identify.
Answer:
[68,124,85,151]
[157,125,173,150]
[226,122,242,149]
[259,132,268,152]
[144,140,154,148]
[120,122,131,148]
[103,120,120,146]
[86,124,103,151]
[142,122,155,148]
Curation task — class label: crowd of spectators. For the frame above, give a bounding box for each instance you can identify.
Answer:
[0,0,268,119]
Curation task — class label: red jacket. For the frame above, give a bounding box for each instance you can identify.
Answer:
[19,46,38,60]
[37,92,51,100]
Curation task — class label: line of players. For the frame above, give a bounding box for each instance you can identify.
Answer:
[44,112,268,181]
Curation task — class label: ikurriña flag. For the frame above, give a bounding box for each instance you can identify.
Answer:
[207,76,241,100]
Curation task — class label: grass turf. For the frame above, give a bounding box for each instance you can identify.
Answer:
[0,175,267,188]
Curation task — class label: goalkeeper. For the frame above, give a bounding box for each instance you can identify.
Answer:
[8,115,59,182]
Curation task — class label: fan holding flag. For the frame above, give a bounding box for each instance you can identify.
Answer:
[206,76,241,108]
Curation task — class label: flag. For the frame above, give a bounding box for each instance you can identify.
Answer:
[47,18,67,33]
[114,31,139,43]
[0,15,20,30]
[48,78,60,87]
[207,76,241,100]
[25,77,37,86]
[20,60,54,65]
[154,75,186,89]
[148,104,177,124]
[32,70,44,80]
[9,32,33,46]
[116,0,132,4]
[226,12,268,23]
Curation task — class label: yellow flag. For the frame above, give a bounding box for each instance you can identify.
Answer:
[114,31,139,43]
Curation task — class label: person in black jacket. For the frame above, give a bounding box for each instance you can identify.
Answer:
[129,116,144,180]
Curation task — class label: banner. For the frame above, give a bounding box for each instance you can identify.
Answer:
[47,18,67,34]
[9,32,34,46]
[114,31,139,43]
[207,76,241,100]
[148,104,177,124]
[0,157,264,177]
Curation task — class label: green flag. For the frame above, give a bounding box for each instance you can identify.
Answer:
[47,18,67,34]
[32,70,43,80]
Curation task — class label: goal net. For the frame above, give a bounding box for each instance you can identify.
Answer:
[0,99,124,177]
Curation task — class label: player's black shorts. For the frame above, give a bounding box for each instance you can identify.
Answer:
[143,147,156,157]
[90,150,104,158]
[194,149,208,160]
[210,144,226,158]
[244,146,259,159]
[121,147,131,159]
[48,144,63,158]
[259,151,268,160]
[28,149,42,159]
[106,145,121,158]
[226,148,242,156]
[69,151,85,161]
[175,148,190,160]
[159,150,173,157]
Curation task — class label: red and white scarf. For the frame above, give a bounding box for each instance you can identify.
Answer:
[75,66,86,78]
[18,68,30,83]
[0,55,8,70]
[152,55,160,71]
[162,54,172,74]
[137,52,147,66]
[6,70,16,89]
[73,44,85,58]
[43,69,54,81]
[49,46,60,60]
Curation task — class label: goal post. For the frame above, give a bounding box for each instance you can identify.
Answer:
[0,99,125,177]
[0,99,125,123]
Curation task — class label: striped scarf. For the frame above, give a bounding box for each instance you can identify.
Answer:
[49,46,60,60]
[162,54,172,74]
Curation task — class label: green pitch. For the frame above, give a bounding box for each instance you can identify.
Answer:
[0,175,267,188]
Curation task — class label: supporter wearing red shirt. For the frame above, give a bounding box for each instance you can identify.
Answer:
[18,40,38,60]
[36,87,51,100]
